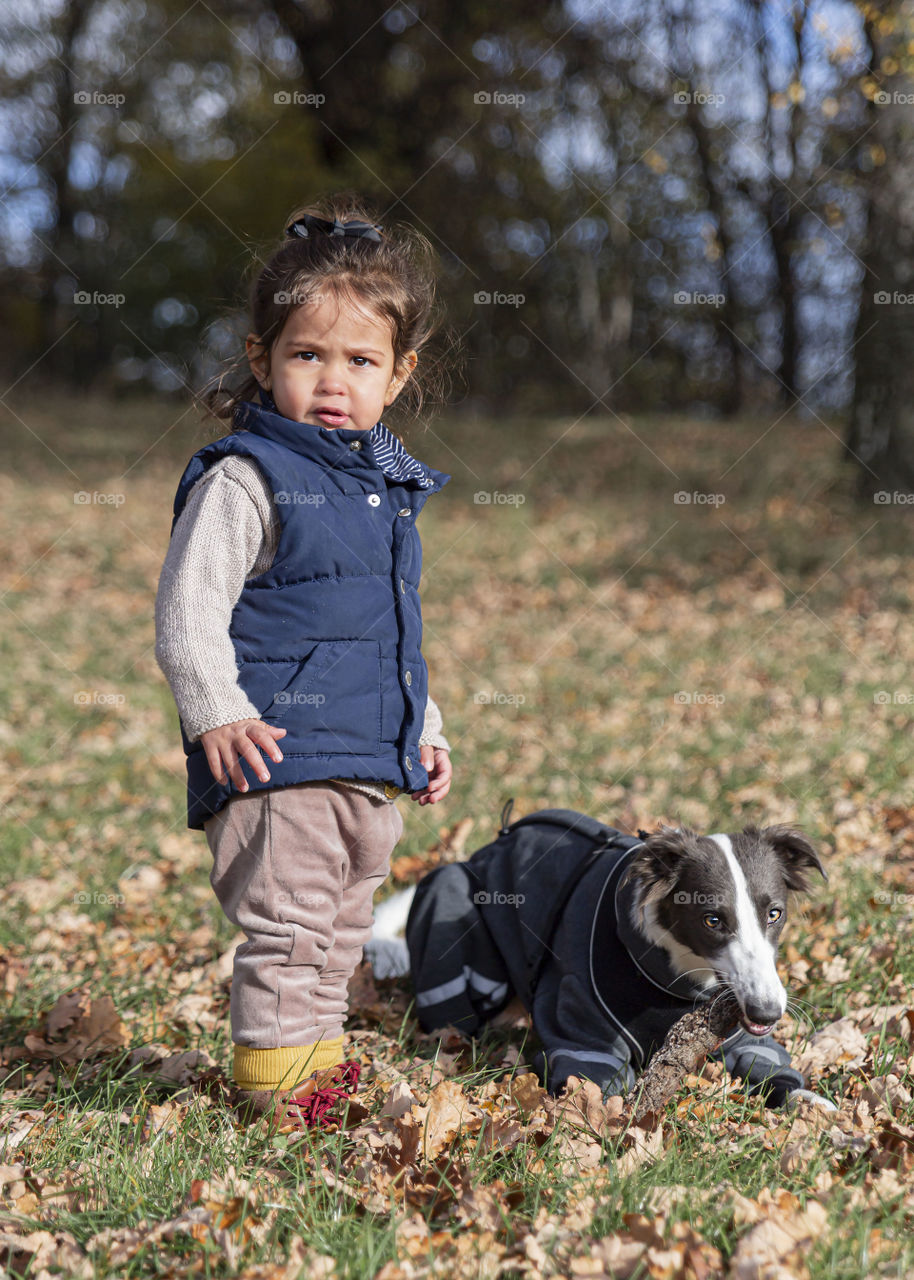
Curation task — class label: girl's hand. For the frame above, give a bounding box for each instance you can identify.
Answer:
[411,746,452,805]
[199,719,287,792]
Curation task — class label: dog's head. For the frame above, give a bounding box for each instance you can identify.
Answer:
[621,824,826,1036]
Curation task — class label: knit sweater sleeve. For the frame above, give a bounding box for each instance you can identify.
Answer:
[154,456,278,743]
[420,695,450,751]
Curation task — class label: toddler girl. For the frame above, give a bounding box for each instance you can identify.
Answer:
[154,197,453,1123]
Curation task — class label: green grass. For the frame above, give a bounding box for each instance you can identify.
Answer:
[0,391,913,1277]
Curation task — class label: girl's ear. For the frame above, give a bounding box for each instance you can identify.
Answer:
[385,349,418,405]
[246,333,271,388]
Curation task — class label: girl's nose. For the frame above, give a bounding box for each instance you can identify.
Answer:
[315,362,346,393]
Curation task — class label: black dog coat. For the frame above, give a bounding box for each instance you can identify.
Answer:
[405,808,806,1103]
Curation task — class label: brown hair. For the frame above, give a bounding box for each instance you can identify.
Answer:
[198,191,455,429]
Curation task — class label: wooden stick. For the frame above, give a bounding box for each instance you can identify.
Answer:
[627,993,742,1125]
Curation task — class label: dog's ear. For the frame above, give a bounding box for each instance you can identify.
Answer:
[621,827,692,915]
[759,824,827,891]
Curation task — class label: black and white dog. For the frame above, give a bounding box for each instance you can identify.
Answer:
[366,812,836,1111]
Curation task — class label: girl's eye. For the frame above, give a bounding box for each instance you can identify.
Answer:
[767,907,783,925]
[293,352,372,366]
[703,914,721,930]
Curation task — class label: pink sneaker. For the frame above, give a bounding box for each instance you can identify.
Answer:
[275,1060,363,1131]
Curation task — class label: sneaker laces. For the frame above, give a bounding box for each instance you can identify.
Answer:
[285,1059,362,1129]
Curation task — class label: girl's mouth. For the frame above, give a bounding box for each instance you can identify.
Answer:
[315,409,349,426]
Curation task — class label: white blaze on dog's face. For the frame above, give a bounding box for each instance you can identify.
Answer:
[707,832,786,1034]
[625,824,826,1037]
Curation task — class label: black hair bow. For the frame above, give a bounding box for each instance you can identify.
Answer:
[286,213,383,242]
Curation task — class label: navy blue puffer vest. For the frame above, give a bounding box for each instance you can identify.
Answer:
[170,399,449,829]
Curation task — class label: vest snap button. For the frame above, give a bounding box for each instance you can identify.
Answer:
[405,670,412,686]
[400,577,406,593]
[349,440,362,451]
[404,755,413,771]
[397,507,411,517]
[368,494,381,507]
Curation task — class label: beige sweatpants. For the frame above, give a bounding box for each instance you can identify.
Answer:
[204,780,404,1050]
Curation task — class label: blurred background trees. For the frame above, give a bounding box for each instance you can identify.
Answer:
[1,0,911,491]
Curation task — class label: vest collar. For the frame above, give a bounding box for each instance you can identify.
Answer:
[610,849,711,1001]
[233,389,446,491]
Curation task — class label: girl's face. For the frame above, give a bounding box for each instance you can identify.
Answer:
[246,293,416,432]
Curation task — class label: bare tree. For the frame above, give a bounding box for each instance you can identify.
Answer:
[846,4,914,496]
[738,0,809,406]
[31,0,94,377]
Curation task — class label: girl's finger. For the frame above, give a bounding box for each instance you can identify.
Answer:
[222,740,250,793]
[204,744,227,784]
[248,725,284,763]
[236,736,272,784]
[427,758,451,789]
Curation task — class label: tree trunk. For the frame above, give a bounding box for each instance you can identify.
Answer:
[746,0,807,407]
[767,183,802,403]
[684,98,743,415]
[35,0,92,381]
[846,9,914,497]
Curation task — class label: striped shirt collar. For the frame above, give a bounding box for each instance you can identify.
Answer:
[367,421,435,489]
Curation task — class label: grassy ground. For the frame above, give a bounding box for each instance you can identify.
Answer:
[0,391,912,1277]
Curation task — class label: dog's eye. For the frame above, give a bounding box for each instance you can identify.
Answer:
[703,913,722,930]
[767,907,783,925]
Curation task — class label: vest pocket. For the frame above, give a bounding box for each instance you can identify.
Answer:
[238,639,382,757]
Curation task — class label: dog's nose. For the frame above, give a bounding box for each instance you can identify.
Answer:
[745,1001,782,1026]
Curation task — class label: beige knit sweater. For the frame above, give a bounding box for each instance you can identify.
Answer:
[154,454,449,803]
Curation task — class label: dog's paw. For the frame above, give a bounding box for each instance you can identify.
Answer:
[785,1087,838,1113]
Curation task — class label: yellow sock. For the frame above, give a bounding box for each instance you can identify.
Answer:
[233,1035,345,1091]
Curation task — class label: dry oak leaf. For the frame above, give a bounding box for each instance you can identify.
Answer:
[128,1044,218,1084]
[616,1116,668,1178]
[777,1104,836,1174]
[455,1182,509,1234]
[0,1227,92,1279]
[510,1071,550,1120]
[729,1199,828,1280]
[835,1002,914,1041]
[335,1111,426,1210]
[479,1113,525,1152]
[89,1174,275,1271]
[859,1073,913,1115]
[233,1239,336,1280]
[0,1159,97,1215]
[792,1017,868,1076]
[412,1079,483,1161]
[0,1109,48,1154]
[389,1211,502,1280]
[550,1126,606,1175]
[588,1218,726,1280]
[577,1231,649,1279]
[867,1118,914,1174]
[379,1080,418,1119]
[641,1184,727,1217]
[22,989,126,1063]
[549,1076,610,1138]
[318,1165,392,1217]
